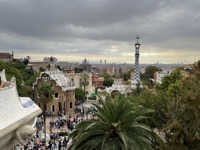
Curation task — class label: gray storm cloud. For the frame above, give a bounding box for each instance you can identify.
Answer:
[0,0,199,63]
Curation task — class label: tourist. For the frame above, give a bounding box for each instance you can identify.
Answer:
[15,144,20,150]
[62,137,68,150]
[52,140,57,149]
[58,140,62,150]
[47,141,52,150]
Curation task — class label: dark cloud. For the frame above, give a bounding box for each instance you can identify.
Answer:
[0,0,199,63]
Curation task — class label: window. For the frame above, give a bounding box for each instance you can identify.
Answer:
[52,105,55,112]
[37,92,40,98]
[71,78,75,87]
[55,93,59,99]
[51,83,54,87]
[79,78,82,88]
[64,102,66,111]
[42,74,49,81]
[70,102,73,109]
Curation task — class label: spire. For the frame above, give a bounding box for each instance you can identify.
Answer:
[131,35,143,90]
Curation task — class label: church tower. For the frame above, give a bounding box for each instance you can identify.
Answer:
[131,35,143,89]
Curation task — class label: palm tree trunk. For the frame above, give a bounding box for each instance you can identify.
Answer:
[84,84,86,95]
[43,102,47,150]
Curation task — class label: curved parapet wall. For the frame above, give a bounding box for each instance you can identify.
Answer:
[0,77,42,150]
[0,69,7,82]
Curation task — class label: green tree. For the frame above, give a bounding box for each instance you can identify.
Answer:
[26,72,40,86]
[12,61,34,82]
[194,60,200,79]
[23,56,30,65]
[0,60,23,87]
[157,69,182,92]
[38,82,55,149]
[103,78,114,87]
[0,61,39,97]
[141,66,161,80]
[100,72,112,80]
[19,72,40,99]
[12,61,26,70]
[126,89,167,128]
[18,85,33,98]
[69,95,161,150]
[80,72,89,94]
[163,77,200,149]
[75,88,86,104]
[38,82,55,104]
[151,62,200,149]
[123,73,128,81]
[11,61,38,97]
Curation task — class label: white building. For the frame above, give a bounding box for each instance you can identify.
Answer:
[106,78,131,97]
[154,70,172,84]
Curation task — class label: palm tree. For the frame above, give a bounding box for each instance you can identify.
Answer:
[80,71,89,95]
[38,82,55,149]
[69,95,161,150]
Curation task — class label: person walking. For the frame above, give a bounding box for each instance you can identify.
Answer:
[62,137,68,150]
[47,141,52,150]
[58,140,62,150]
[52,140,57,150]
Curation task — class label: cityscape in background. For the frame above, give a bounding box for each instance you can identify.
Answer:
[0,0,200,149]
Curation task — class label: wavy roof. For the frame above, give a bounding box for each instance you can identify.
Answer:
[34,64,75,91]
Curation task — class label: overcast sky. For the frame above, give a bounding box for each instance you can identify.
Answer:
[0,0,200,64]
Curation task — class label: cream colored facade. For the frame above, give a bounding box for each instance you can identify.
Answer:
[28,62,50,72]
[64,71,94,96]
[154,70,172,84]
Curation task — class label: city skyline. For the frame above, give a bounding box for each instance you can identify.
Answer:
[0,0,200,64]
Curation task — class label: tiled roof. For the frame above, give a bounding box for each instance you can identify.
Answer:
[0,53,11,58]
[0,53,11,57]
[35,64,75,91]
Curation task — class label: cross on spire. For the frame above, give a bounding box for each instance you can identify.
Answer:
[136,35,140,43]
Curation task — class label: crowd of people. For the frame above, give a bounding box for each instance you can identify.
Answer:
[15,111,95,150]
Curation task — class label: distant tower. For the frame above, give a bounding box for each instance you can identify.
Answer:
[131,35,143,89]
[100,59,102,65]
[105,60,106,64]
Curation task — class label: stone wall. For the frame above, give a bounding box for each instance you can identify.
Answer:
[33,76,75,115]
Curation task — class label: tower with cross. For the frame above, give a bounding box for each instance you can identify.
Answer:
[131,35,143,90]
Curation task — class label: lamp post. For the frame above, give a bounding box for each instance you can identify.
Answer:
[43,102,47,150]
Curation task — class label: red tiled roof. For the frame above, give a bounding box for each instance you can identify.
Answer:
[0,53,11,58]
